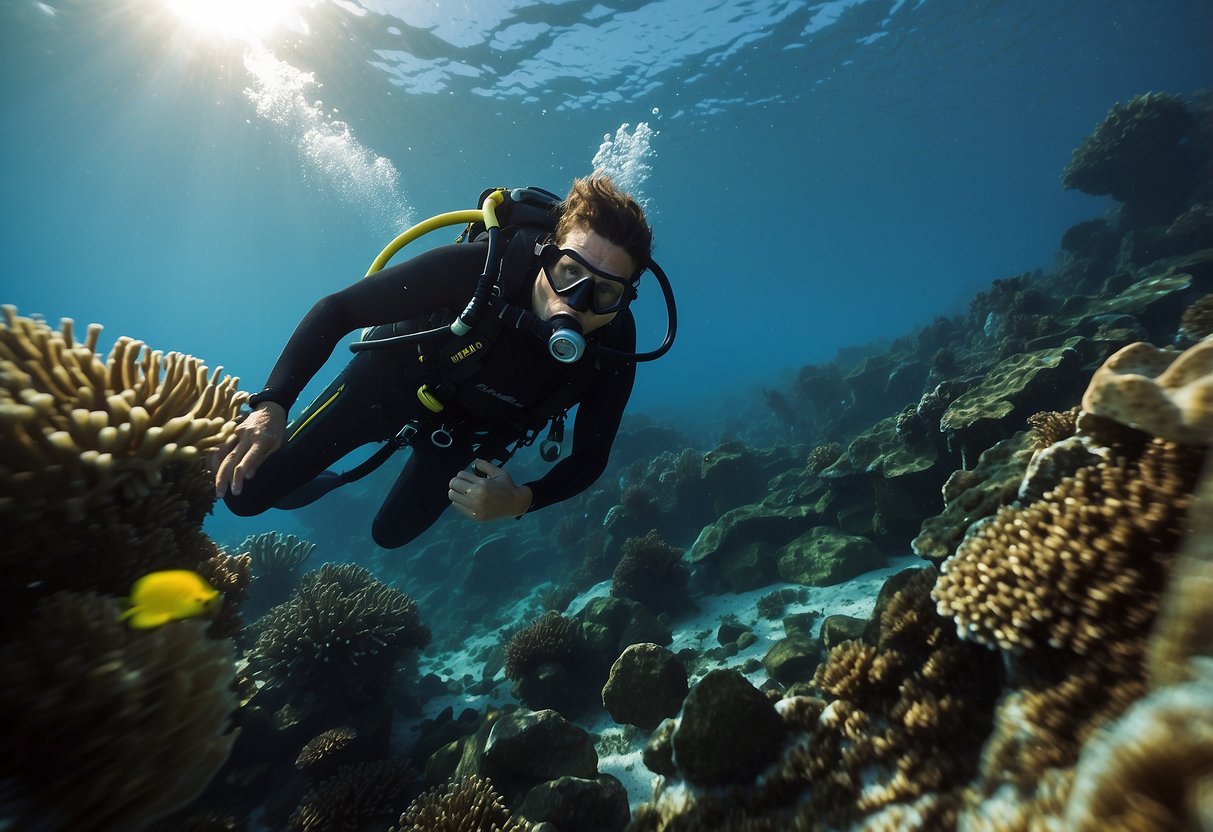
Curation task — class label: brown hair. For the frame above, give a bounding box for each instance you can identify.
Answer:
[555,174,653,274]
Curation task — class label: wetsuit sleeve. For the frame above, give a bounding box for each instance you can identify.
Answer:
[522,313,637,512]
[247,243,488,412]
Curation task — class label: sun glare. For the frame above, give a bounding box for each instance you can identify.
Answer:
[166,0,306,40]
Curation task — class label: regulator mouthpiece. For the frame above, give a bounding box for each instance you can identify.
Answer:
[548,314,586,363]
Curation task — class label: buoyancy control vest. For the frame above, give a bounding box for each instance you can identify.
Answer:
[359,195,630,460]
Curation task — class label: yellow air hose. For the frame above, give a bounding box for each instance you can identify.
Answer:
[364,189,505,277]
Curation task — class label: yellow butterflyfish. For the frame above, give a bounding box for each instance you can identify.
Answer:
[119,570,221,629]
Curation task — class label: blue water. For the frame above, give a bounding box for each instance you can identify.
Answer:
[3,0,1211,546]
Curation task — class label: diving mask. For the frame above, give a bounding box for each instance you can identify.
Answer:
[538,243,640,314]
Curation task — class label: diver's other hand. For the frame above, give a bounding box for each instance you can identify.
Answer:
[214,402,286,499]
[448,458,533,522]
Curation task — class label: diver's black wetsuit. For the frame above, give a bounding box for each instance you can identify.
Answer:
[224,239,636,549]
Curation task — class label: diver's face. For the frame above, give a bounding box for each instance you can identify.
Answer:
[532,228,637,335]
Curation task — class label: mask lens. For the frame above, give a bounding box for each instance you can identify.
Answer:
[541,245,635,314]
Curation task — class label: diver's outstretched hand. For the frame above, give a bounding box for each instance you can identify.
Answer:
[448,458,533,522]
[213,402,286,499]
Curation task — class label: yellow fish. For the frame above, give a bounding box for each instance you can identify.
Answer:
[119,570,221,629]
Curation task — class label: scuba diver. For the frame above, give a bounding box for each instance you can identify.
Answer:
[214,176,676,549]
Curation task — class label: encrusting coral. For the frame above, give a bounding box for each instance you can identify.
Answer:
[247,563,430,710]
[391,775,531,832]
[1080,338,1213,446]
[0,592,238,831]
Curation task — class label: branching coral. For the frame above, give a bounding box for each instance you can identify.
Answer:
[503,611,581,682]
[391,775,531,832]
[610,529,689,614]
[0,305,245,521]
[241,531,316,575]
[1,307,247,622]
[246,563,430,708]
[632,568,1000,830]
[296,726,359,772]
[806,442,843,475]
[289,760,417,832]
[0,592,238,831]
[197,549,252,640]
[935,438,1200,658]
[1026,407,1080,451]
[240,531,316,618]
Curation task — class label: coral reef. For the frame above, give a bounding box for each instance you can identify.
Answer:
[197,549,253,640]
[1180,294,1213,342]
[392,775,531,832]
[1080,338,1213,446]
[504,611,582,683]
[934,435,1199,656]
[0,592,238,831]
[806,441,843,475]
[243,531,316,574]
[296,726,359,773]
[240,531,317,619]
[631,568,1001,829]
[0,305,244,521]
[1061,92,1198,223]
[247,563,430,713]
[0,307,246,622]
[289,759,418,832]
[610,529,690,614]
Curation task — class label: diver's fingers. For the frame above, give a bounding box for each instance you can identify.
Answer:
[450,501,481,522]
[473,458,505,478]
[230,437,274,496]
[451,470,481,491]
[448,481,474,507]
[218,427,262,496]
[214,436,251,497]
